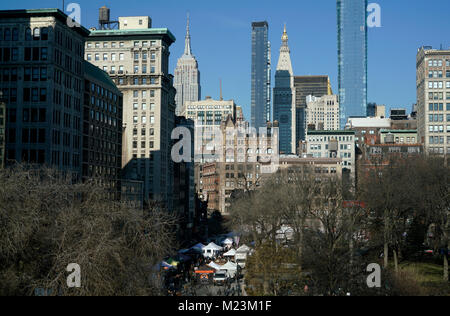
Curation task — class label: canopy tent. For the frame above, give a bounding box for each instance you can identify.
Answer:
[205,242,222,250]
[175,254,192,263]
[202,242,223,258]
[222,238,233,245]
[160,261,176,270]
[221,261,238,278]
[223,249,236,257]
[165,258,180,267]
[191,243,205,251]
[178,249,190,254]
[222,238,234,247]
[236,245,250,253]
[207,262,223,271]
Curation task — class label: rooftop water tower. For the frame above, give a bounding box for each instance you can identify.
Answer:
[99,6,119,30]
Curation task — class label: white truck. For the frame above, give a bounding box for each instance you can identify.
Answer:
[213,270,228,286]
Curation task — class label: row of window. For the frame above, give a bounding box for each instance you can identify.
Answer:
[428,70,450,78]
[115,77,158,86]
[428,147,450,155]
[429,114,450,122]
[428,125,450,133]
[428,59,450,68]
[0,27,49,42]
[89,110,118,127]
[133,103,156,111]
[428,92,450,100]
[133,128,155,136]
[429,136,450,145]
[90,96,118,114]
[308,135,354,142]
[89,82,119,102]
[0,47,19,62]
[428,81,450,89]
[87,40,157,49]
[133,115,156,124]
[133,140,155,149]
[133,90,156,98]
[1,88,17,103]
[428,103,450,111]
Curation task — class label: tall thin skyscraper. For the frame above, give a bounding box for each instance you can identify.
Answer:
[273,25,295,154]
[337,0,368,128]
[174,14,201,116]
[251,21,271,130]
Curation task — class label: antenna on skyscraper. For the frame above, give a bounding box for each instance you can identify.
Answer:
[220,79,223,101]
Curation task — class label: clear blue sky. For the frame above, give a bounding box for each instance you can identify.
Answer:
[3,0,450,120]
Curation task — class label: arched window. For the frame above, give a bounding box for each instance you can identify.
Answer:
[25,28,32,41]
[12,28,18,41]
[33,28,40,40]
[4,28,11,41]
[41,27,48,40]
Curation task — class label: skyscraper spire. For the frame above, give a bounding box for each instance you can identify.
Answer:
[282,23,288,42]
[184,12,192,56]
[174,12,201,116]
[276,24,292,72]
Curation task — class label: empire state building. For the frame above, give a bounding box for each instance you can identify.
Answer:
[174,14,201,116]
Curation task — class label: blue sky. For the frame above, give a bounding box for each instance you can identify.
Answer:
[3,0,450,120]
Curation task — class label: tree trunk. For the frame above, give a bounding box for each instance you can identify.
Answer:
[263,277,269,296]
[384,242,389,268]
[444,253,448,282]
[384,209,389,268]
[393,249,399,274]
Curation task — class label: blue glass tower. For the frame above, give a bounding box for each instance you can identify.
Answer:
[337,0,368,128]
[251,21,271,130]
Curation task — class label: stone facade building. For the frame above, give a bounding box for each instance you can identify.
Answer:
[416,46,450,156]
[305,94,340,133]
[0,9,89,179]
[0,92,5,169]
[86,18,177,206]
[305,130,356,178]
[82,61,123,197]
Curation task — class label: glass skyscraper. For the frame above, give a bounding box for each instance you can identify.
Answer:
[337,0,368,128]
[251,21,271,130]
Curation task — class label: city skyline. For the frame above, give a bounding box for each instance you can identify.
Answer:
[3,0,449,122]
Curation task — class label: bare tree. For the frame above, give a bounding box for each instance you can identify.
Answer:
[0,165,178,296]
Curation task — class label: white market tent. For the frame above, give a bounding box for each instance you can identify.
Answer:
[222,238,234,246]
[203,242,223,258]
[223,249,236,257]
[236,245,250,253]
[221,261,238,278]
[207,262,223,271]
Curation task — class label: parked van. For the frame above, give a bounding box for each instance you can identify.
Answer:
[213,270,228,286]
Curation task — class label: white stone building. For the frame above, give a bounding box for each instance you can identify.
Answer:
[85,17,177,207]
[305,94,340,132]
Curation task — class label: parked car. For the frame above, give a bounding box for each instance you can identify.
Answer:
[213,270,228,286]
